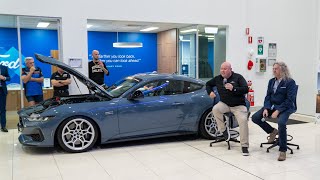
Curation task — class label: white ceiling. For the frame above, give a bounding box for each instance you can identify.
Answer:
[0,15,59,30]
[87,19,192,33]
[0,14,224,34]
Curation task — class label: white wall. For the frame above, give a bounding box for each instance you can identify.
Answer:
[0,0,318,116]
[245,0,318,116]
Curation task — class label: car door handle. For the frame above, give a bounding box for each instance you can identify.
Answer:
[105,111,114,115]
[172,102,184,106]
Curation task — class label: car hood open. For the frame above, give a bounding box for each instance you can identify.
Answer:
[35,53,112,99]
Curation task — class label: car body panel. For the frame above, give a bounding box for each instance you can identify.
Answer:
[18,54,214,149]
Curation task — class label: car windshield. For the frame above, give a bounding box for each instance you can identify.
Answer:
[107,77,141,97]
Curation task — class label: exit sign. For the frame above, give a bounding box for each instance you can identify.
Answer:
[258,45,263,55]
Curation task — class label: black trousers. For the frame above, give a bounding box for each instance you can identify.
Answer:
[0,88,7,128]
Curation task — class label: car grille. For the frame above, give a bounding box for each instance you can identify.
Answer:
[30,134,43,142]
[27,129,44,142]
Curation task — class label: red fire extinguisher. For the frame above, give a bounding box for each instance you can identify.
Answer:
[247,80,254,106]
[248,89,254,106]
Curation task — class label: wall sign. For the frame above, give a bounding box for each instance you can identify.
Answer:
[69,58,82,68]
[258,45,263,55]
[88,32,157,86]
[268,43,277,58]
[257,37,264,45]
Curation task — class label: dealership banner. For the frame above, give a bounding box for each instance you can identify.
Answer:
[88,32,157,86]
[0,28,58,88]
[0,47,25,88]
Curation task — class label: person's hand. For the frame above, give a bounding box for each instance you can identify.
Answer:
[225,83,233,91]
[30,66,36,73]
[271,110,280,119]
[209,91,216,99]
[0,75,5,80]
[263,109,269,117]
[98,61,104,68]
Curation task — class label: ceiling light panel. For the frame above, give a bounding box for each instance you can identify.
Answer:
[37,22,50,28]
[180,29,197,33]
[205,27,218,34]
[140,27,159,32]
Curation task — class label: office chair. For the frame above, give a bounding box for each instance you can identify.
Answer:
[260,85,300,154]
[209,87,250,150]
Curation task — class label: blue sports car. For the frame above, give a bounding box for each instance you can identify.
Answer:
[17,54,218,153]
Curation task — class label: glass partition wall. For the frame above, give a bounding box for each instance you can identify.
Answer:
[178,25,226,80]
[0,14,61,129]
[179,26,198,78]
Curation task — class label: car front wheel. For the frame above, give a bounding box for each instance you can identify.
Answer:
[57,117,98,153]
[199,110,221,139]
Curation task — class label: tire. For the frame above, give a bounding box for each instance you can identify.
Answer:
[199,109,220,139]
[57,116,98,153]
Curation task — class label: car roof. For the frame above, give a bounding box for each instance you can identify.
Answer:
[130,72,206,85]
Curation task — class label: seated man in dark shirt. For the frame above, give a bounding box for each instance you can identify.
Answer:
[51,67,71,97]
[206,62,249,156]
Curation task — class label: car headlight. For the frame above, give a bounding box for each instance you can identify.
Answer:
[27,113,55,122]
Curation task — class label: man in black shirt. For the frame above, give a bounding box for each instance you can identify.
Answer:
[88,50,109,88]
[51,67,71,97]
[206,62,249,156]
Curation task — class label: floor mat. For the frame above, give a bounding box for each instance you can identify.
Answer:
[266,118,308,125]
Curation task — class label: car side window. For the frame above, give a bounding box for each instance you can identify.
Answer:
[183,81,203,93]
[139,80,202,96]
[137,81,162,97]
[162,80,184,95]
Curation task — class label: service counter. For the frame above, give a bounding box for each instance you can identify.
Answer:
[6,88,53,111]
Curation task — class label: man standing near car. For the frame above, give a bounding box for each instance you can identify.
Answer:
[206,62,250,156]
[51,67,71,97]
[88,50,109,89]
[22,57,44,106]
[0,64,10,132]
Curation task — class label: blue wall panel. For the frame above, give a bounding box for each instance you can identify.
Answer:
[0,28,58,87]
[88,32,157,86]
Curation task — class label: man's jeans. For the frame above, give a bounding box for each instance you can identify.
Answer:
[252,108,291,152]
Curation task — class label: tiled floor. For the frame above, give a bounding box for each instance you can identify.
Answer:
[1,121,320,180]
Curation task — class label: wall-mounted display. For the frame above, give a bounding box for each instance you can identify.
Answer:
[268,43,277,58]
[69,58,82,68]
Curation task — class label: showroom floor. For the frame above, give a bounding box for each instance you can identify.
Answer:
[1,121,320,180]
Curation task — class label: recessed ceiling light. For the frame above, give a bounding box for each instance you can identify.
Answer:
[37,22,50,28]
[205,27,218,34]
[140,27,159,32]
[113,42,143,48]
[87,24,93,28]
[180,29,198,33]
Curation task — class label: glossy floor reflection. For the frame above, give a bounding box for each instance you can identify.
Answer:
[1,121,320,180]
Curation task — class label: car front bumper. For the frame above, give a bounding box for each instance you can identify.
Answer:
[17,117,55,147]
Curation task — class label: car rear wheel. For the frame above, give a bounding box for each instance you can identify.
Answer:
[199,110,220,139]
[57,117,98,153]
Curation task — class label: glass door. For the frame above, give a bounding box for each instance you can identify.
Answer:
[178,26,198,78]
[17,16,61,108]
[0,14,62,130]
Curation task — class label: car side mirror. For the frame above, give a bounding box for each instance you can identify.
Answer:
[127,90,144,100]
